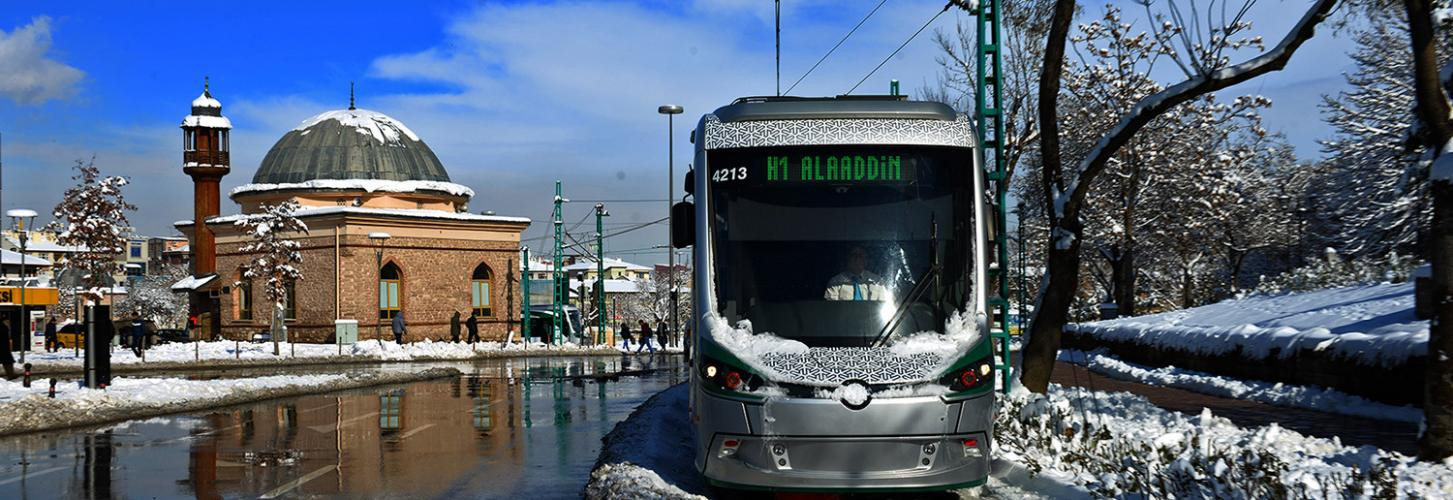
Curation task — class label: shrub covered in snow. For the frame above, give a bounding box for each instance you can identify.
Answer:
[996,386,1451,498]
[1251,251,1420,296]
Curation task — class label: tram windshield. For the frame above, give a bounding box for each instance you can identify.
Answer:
[707,145,974,347]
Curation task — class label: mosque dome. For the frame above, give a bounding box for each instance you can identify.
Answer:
[251,108,450,184]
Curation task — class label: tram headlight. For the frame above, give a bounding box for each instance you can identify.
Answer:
[701,355,759,393]
[942,356,995,392]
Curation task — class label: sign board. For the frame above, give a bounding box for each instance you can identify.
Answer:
[335,319,358,345]
[0,287,58,306]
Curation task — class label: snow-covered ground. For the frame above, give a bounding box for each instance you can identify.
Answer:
[1067,283,1426,366]
[0,367,459,436]
[1058,348,1423,423]
[999,384,1453,498]
[589,381,1453,498]
[21,339,675,373]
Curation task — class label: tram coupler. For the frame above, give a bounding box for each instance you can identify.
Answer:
[22,363,31,387]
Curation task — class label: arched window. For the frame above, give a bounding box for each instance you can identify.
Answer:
[379,263,401,319]
[471,264,492,317]
[237,272,252,321]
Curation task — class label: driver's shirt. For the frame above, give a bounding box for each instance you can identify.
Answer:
[824,270,890,301]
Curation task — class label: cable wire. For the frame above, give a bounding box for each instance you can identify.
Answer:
[846,3,951,95]
[784,0,891,95]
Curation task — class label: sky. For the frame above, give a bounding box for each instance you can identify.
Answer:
[0,0,1362,265]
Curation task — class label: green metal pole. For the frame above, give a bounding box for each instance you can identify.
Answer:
[552,181,565,345]
[596,203,607,345]
[974,0,1013,393]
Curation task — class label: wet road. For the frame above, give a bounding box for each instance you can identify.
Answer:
[0,354,686,499]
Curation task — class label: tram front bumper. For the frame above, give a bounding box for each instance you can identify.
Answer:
[702,432,990,491]
[696,391,993,492]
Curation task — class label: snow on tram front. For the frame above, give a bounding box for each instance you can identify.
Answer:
[676,96,996,493]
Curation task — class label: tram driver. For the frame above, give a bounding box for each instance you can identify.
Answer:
[824,246,891,301]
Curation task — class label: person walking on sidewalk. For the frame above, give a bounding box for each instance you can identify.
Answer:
[657,320,671,349]
[130,313,146,357]
[391,311,406,344]
[450,311,462,343]
[43,317,56,353]
[466,312,480,343]
[618,321,633,350]
[635,320,655,354]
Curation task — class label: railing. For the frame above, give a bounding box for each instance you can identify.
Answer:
[183,150,229,166]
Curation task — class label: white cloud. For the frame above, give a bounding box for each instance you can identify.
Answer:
[0,16,83,105]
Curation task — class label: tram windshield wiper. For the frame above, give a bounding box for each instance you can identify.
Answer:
[870,216,939,347]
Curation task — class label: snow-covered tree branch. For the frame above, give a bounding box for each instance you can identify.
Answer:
[234,201,308,355]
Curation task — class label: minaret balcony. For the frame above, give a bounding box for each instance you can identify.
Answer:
[184,150,230,166]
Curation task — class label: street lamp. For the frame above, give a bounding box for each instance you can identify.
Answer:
[7,209,36,363]
[368,232,391,346]
[658,104,683,349]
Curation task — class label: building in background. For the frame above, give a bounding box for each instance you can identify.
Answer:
[175,87,530,342]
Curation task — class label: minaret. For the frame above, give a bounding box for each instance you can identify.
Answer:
[181,78,231,339]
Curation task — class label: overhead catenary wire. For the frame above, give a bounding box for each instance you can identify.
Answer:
[785,0,891,95]
[845,2,953,95]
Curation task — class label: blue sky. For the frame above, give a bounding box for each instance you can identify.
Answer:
[0,1,1359,264]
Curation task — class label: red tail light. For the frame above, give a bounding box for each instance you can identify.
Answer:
[724,371,743,390]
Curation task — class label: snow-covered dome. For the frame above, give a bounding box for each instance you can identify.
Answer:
[250,108,451,185]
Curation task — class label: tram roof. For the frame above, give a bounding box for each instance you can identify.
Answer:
[700,96,974,150]
[713,96,957,123]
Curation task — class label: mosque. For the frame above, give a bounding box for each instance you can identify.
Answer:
[174,83,530,343]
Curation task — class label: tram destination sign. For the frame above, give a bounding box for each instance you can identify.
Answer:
[712,152,917,185]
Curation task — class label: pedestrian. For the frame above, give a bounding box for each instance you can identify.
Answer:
[635,320,655,354]
[465,312,480,343]
[0,318,15,379]
[391,311,406,344]
[657,320,671,349]
[450,311,462,343]
[618,321,632,350]
[44,317,56,353]
[130,313,145,357]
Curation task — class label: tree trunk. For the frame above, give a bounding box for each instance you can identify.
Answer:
[1017,0,1078,395]
[1020,227,1082,393]
[272,304,282,356]
[1113,246,1136,317]
[1425,179,1453,460]
[1403,0,1453,461]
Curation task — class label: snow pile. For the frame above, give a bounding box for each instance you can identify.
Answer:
[586,464,705,500]
[709,309,981,388]
[704,314,807,378]
[230,179,475,198]
[0,368,459,436]
[294,108,421,144]
[998,385,1453,498]
[816,383,871,405]
[1068,283,1427,366]
[587,383,707,499]
[24,339,625,372]
[1059,349,1423,423]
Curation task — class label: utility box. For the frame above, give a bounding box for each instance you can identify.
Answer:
[1415,264,1433,320]
[335,319,358,345]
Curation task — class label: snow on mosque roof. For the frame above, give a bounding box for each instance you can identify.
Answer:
[250,108,450,185]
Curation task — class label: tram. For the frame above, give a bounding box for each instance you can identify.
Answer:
[673,95,996,493]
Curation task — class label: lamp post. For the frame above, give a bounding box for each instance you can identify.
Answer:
[368,232,391,347]
[7,209,36,363]
[658,104,683,347]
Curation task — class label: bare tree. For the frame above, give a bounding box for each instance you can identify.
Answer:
[234,201,307,356]
[1020,0,1339,393]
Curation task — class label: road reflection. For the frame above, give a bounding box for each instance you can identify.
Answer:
[0,354,685,499]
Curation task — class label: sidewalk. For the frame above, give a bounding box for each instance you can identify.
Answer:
[16,339,681,376]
